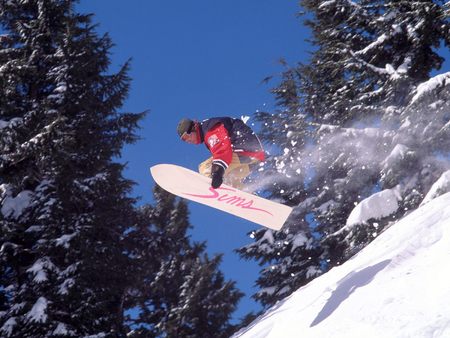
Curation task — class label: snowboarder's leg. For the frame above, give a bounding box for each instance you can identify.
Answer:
[224,154,260,190]
[199,154,260,190]
[200,156,244,187]
[198,157,213,177]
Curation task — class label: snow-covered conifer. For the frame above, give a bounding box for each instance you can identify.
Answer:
[240,0,450,308]
[0,1,143,336]
[125,187,243,338]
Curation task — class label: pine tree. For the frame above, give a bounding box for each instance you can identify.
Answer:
[237,0,374,307]
[125,187,243,338]
[237,64,323,308]
[330,0,450,251]
[0,1,143,336]
[239,0,450,308]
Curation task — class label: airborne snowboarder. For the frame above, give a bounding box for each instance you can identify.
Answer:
[177,117,265,189]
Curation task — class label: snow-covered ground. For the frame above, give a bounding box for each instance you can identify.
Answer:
[233,192,450,338]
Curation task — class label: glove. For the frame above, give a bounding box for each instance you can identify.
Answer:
[211,163,225,189]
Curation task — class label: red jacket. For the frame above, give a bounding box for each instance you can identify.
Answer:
[200,117,265,170]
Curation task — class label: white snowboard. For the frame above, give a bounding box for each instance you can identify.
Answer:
[150,164,292,230]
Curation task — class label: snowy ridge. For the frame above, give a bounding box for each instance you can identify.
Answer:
[421,170,450,206]
[233,192,450,338]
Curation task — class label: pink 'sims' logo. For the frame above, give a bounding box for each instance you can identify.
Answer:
[183,187,273,216]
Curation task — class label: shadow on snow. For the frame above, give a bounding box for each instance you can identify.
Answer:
[310,259,392,327]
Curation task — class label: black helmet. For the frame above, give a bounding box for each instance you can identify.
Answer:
[177,118,194,137]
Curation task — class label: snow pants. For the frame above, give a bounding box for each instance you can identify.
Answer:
[198,153,260,190]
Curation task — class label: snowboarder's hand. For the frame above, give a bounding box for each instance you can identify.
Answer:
[211,164,225,189]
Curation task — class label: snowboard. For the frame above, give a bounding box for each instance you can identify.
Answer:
[150,164,292,230]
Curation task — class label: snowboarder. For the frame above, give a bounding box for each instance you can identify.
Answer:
[177,117,265,189]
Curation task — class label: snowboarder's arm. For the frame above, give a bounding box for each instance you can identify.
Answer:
[205,123,232,170]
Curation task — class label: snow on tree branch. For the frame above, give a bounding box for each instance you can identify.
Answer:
[410,72,450,105]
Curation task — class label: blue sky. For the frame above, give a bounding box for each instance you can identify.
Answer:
[76,1,311,320]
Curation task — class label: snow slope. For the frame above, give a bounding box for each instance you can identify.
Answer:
[233,192,450,338]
